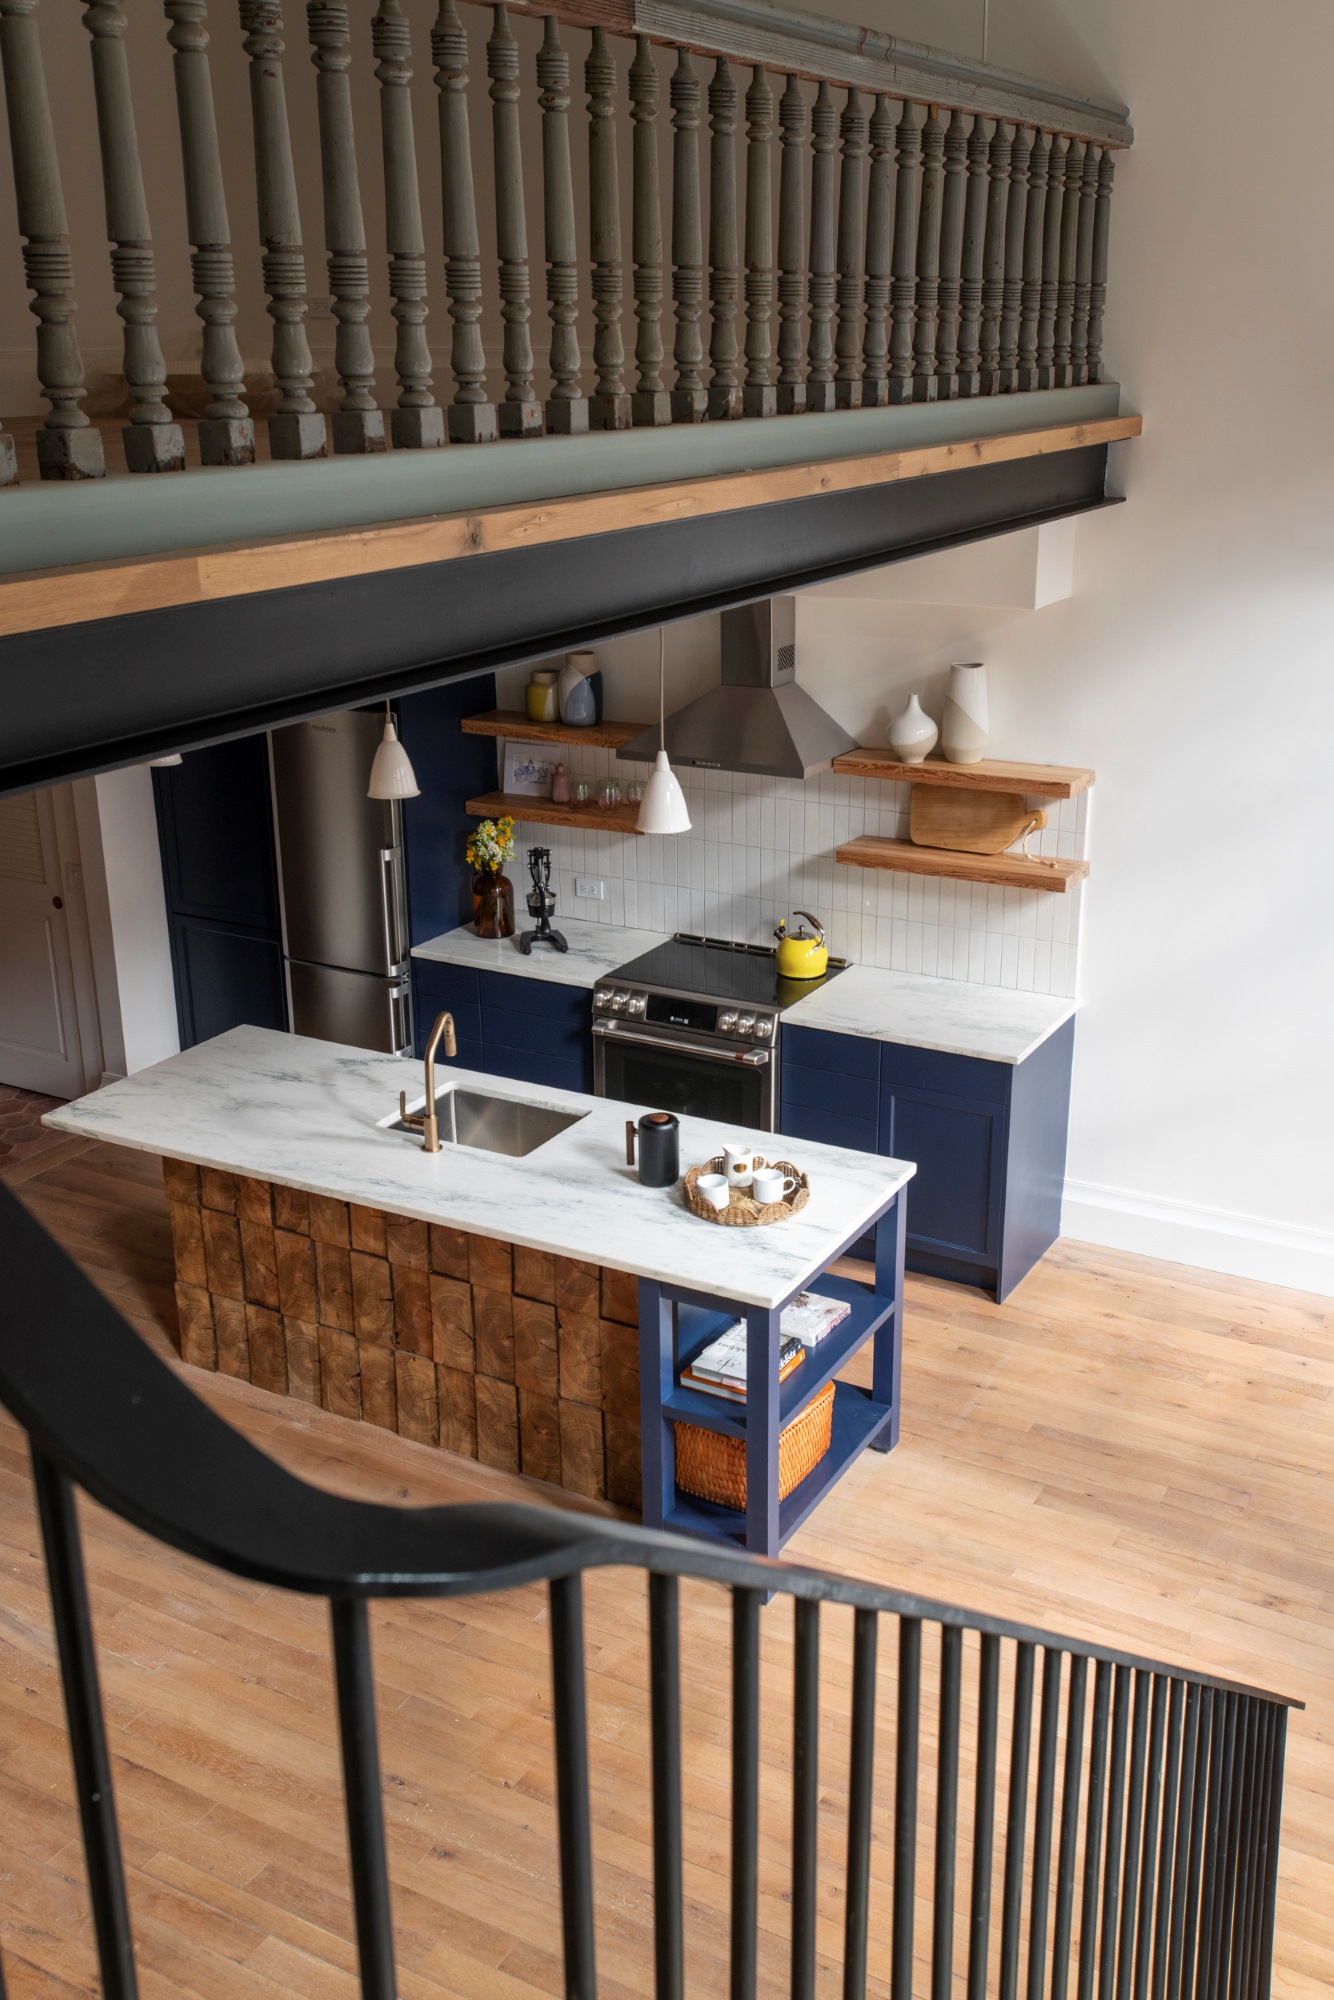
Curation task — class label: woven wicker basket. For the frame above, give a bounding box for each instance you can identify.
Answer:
[674,1380,835,1511]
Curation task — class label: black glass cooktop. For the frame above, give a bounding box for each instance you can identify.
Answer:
[607,933,849,1010]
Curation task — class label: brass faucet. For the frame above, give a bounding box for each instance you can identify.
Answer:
[399,1011,458,1152]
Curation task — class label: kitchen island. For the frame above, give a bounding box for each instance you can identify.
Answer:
[46,1028,913,1557]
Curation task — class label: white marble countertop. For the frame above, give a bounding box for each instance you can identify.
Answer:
[45,1027,912,1311]
[781,965,1076,1065]
[411,917,670,990]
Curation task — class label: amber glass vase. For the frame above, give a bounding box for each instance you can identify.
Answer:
[472,868,515,939]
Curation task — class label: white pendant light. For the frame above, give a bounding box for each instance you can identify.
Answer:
[367,702,420,799]
[636,629,691,835]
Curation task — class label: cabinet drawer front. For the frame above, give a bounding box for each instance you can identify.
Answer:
[483,1045,587,1095]
[781,1100,879,1157]
[880,1041,1009,1107]
[478,969,587,1022]
[782,1059,881,1125]
[782,1023,882,1081]
[881,1085,1005,1264]
[412,963,481,1049]
[483,998,590,1060]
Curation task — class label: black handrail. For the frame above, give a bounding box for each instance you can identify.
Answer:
[0,1187,1299,1999]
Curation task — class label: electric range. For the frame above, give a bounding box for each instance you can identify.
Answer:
[591,933,848,1130]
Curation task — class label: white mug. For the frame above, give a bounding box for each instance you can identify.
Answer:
[696,1172,730,1211]
[724,1143,754,1188]
[752,1166,797,1205]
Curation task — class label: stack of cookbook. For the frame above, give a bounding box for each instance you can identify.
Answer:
[679,1291,851,1404]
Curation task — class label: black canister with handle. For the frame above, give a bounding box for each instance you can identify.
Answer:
[626,1111,680,1188]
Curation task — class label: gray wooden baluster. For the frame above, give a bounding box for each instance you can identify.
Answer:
[707,56,741,419]
[977,116,1011,394]
[587,26,631,428]
[1086,148,1114,385]
[997,122,1031,392]
[911,104,943,402]
[1015,126,1049,392]
[1053,137,1083,386]
[630,35,670,425]
[933,107,966,400]
[309,0,384,452]
[239,1,326,458]
[742,63,775,417]
[372,0,443,447]
[164,0,253,465]
[956,113,989,397]
[1035,133,1066,389]
[860,92,892,407]
[833,86,866,408]
[805,80,836,412]
[668,47,706,423]
[537,15,587,434]
[1070,137,1099,383]
[0,0,104,477]
[775,72,806,414]
[432,0,496,442]
[83,1,184,472]
[886,98,920,406]
[487,4,541,436]
[0,423,14,489]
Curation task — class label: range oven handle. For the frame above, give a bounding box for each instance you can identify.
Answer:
[592,1019,771,1067]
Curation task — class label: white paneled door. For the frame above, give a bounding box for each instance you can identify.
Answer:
[0,788,88,1096]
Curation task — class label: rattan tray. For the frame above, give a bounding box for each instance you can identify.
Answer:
[683,1154,810,1226]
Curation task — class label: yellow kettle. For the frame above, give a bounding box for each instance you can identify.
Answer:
[773,910,829,980]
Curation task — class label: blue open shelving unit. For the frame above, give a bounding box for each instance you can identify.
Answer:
[639,1190,907,1559]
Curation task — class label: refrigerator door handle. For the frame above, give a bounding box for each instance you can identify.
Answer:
[390,980,412,1056]
[380,847,406,971]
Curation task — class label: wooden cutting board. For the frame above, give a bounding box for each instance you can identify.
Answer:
[909,787,1047,854]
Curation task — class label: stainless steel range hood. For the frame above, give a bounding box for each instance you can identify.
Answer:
[617,598,858,779]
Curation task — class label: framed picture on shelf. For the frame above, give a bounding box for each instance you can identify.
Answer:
[501,740,559,798]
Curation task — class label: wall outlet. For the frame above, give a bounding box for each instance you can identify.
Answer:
[575,876,604,901]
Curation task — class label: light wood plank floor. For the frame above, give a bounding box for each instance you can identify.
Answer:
[1,1141,1330,1998]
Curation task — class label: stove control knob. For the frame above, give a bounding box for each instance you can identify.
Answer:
[594,988,613,1011]
[718,1010,738,1033]
[753,1015,774,1039]
[737,1013,756,1038]
[611,989,630,1012]
[627,992,647,1017]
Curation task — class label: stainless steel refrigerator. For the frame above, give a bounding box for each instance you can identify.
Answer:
[269,710,413,1054]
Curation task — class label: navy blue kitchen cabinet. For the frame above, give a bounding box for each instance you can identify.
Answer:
[780,1017,1074,1302]
[411,961,592,1094]
[152,736,287,1047]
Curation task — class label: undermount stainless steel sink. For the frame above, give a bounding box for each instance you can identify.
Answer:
[395,1087,587,1158]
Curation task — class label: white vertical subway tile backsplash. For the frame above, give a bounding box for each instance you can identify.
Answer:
[499,745,1085,998]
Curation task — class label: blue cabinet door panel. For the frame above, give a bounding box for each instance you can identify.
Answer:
[411,962,482,1053]
[483,998,590,1060]
[783,1023,881,1080]
[782,1059,881,1126]
[881,1083,1005,1265]
[879,1040,1009,1107]
[483,1045,587,1095]
[175,920,287,1047]
[781,1101,879,1155]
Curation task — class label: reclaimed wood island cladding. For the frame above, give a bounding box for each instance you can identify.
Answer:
[163,1160,641,1509]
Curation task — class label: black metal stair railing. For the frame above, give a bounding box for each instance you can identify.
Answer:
[0,1186,1297,1999]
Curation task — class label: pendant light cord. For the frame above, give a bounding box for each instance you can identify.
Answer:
[659,628,665,752]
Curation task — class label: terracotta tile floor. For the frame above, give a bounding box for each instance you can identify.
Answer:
[0,1082,68,1167]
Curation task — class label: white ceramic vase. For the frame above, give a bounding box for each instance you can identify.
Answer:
[940,662,989,764]
[887,693,938,764]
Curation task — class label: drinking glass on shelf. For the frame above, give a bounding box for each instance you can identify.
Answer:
[571,781,593,809]
[597,779,622,809]
[624,779,645,805]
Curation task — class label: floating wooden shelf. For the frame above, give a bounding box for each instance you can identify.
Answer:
[831,749,1094,799]
[460,709,650,750]
[835,835,1088,893]
[465,790,644,835]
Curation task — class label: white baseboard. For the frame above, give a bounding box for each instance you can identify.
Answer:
[1062,1178,1334,1299]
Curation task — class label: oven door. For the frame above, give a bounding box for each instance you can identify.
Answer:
[593,1020,776,1130]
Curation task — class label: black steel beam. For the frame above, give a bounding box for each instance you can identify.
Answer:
[0,445,1114,795]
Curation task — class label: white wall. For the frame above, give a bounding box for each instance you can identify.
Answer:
[73,768,180,1080]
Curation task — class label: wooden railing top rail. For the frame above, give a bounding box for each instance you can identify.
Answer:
[472,0,1135,147]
